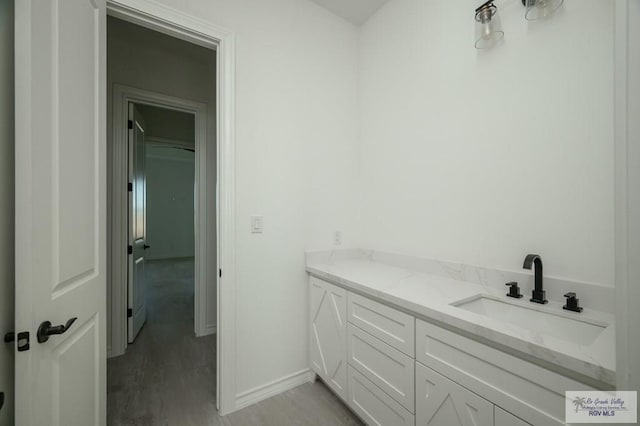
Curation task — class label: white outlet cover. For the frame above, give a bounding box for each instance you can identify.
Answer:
[333,231,342,245]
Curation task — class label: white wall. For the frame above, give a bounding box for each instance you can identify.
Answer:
[357,0,614,286]
[626,0,640,394]
[0,0,14,423]
[146,145,196,260]
[107,16,218,348]
[616,0,640,393]
[138,0,360,398]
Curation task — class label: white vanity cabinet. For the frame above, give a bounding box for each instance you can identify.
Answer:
[309,276,348,399]
[308,276,594,426]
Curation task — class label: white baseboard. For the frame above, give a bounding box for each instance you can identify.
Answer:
[235,369,316,410]
[107,347,125,359]
[197,324,217,337]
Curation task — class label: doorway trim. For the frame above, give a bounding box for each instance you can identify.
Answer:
[107,0,237,415]
[111,85,210,346]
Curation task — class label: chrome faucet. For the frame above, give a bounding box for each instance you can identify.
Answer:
[523,254,547,304]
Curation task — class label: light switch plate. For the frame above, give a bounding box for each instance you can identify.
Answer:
[251,216,263,233]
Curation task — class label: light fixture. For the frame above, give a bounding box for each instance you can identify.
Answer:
[475,0,504,50]
[522,0,564,21]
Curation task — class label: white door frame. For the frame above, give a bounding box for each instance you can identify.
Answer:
[107,0,237,415]
[111,85,210,346]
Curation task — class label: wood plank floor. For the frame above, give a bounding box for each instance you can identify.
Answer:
[107,258,362,426]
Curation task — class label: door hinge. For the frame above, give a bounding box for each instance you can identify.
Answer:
[127,308,133,318]
[16,331,30,352]
[127,182,133,192]
[219,269,222,278]
[127,245,133,255]
[128,120,133,129]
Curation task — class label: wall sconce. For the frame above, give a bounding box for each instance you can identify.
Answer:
[475,0,504,49]
[523,0,564,21]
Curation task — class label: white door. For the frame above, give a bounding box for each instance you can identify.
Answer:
[127,104,147,343]
[309,277,347,400]
[14,0,106,425]
[416,363,494,426]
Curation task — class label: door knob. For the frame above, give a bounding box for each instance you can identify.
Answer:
[143,244,150,250]
[4,332,14,343]
[37,317,77,343]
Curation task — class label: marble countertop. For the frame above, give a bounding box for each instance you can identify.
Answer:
[306,255,616,387]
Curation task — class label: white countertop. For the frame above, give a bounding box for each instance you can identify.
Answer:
[306,256,616,386]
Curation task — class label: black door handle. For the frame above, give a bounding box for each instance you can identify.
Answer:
[37,317,77,343]
[4,332,14,343]
[0,391,4,412]
[143,244,150,250]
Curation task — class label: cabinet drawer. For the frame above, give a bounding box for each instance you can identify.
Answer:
[416,318,595,426]
[348,323,415,412]
[347,365,415,426]
[416,362,493,426]
[348,292,415,357]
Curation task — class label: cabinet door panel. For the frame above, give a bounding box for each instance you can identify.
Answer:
[416,363,493,426]
[310,277,347,399]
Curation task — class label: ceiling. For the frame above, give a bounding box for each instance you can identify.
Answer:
[308,0,390,25]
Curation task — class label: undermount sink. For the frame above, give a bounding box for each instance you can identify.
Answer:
[451,295,608,346]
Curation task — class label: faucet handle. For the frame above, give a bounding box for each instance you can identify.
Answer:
[563,292,583,313]
[505,282,523,299]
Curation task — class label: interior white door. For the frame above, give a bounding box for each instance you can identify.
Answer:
[309,277,347,400]
[14,0,106,425]
[127,104,147,343]
[416,363,494,426]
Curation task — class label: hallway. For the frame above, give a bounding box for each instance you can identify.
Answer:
[107,258,361,426]
[107,258,216,425]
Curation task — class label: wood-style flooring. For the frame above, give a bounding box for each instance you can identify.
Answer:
[107,258,362,426]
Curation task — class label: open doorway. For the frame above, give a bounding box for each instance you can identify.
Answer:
[106,15,219,423]
[127,103,197,343]
[108,101,216,423]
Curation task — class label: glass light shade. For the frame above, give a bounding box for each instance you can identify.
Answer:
[524,0,564,20]
[475,5,504,50]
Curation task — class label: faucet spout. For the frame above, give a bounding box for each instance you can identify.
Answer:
[523,254,547,304]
